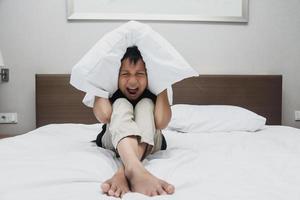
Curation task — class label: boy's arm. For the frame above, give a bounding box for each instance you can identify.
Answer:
[154,89,172,129]
[93,97,112,124]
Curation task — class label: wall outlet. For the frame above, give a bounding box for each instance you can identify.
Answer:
[0,113,18,124]
[295,111,300,121]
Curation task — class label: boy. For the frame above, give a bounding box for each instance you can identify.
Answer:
[93,46,175,197]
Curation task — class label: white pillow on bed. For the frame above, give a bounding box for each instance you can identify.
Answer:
[70,20,198,107]
[167,104,266,132]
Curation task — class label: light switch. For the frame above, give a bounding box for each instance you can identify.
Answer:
[0,113,18,124]
[295,111,300,121]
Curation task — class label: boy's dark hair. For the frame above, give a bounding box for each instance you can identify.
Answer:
[121,46,144,64]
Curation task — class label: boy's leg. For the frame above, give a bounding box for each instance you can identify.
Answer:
[101,141,149,198]
[134,98,166,156]
[116,98,174,196]
[117,135,174,196]
[100,98,164,155]
[101,98,174,197]
[101,98,149,197]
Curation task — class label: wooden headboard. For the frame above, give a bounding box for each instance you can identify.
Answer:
[36,74,282,127]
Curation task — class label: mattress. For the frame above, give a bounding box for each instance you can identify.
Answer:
[1,124,300,199]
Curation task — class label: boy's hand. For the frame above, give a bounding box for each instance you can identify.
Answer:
[154,89,171,129]
[93,97,112,123]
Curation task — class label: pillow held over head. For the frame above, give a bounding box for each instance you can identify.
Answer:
[70,20,198,107]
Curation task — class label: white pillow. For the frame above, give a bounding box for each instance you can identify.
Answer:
[70,21,198,107]
[167,104,266,132]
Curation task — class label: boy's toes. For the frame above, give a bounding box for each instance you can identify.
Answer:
[108,185,117,196]
[114,188,122,198]
[108,189,114,196]
[157,187,167,195]
[162,182,175,194]
[101,182,111,193]
[166,185,175,194]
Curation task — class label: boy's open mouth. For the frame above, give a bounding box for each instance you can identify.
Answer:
[127,88,139,96]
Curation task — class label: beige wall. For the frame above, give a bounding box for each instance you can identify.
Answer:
[0,0,299,135]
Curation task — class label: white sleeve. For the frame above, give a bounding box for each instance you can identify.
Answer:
[167,86,173,105]
[82,93,96,108]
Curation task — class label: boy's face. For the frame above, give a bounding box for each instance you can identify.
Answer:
[118,58,148,101]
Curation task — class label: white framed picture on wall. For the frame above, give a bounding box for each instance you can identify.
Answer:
[67,0,249,23]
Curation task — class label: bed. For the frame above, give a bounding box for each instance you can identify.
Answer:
[1,74,300,200]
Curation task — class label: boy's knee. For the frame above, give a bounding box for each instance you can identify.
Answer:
[112,98,133,111]
[135,98,154,111]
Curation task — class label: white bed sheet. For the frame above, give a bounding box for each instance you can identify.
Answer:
[1,124,300,200]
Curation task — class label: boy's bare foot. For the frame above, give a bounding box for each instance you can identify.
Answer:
[125,166,175,196]
[101,166,130,198]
